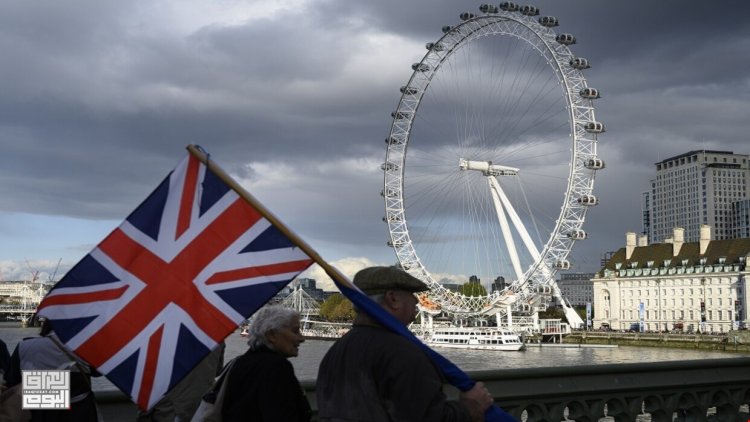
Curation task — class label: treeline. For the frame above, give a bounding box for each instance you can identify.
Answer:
[319,294,355,321]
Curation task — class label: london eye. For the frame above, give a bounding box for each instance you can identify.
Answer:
[382,3,604,325]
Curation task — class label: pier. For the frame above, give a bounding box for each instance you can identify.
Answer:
[0,281,46,325]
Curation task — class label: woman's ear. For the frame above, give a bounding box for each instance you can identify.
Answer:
[264,330,277,346]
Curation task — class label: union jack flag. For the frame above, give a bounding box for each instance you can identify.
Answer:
[37,147,314,410]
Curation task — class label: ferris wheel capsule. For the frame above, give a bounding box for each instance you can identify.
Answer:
[479,4,499,13]
[412,63,431,72]
[426,42,445,51]
[538,16,558,27]
[499,2,519,12]
[584,158,605,170]
[380,188,398,198]
[569,57,590,69]
[520,5,539,16]
[556,33,576,45]
[567,229,588,240]
[460,12,475,21]
[583,121,605,133]
[577,195,599,206]
[536,285,552,294]
[391,111,412,120]
[400,86,419,95]
[442,25,454,33]
[553,260,571,270]
[579,87,600,99]
[385,136,404,145]
[381,162,399,171]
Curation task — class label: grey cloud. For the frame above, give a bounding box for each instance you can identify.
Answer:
[1,0,749,276]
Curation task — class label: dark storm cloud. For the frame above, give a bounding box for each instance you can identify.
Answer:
[0,0,393,220]
[1,0,749,276]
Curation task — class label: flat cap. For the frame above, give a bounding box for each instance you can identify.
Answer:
[353,266,429,295]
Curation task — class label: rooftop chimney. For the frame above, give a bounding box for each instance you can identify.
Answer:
[637,235,648,247]
[626,232,636,260]
[673,227,684,256]
[699,225,711,255]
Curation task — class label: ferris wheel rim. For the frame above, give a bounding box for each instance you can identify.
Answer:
[383,8,602,315]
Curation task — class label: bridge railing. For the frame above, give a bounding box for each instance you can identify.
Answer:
[97,357,750,421]
[460,357,750,421]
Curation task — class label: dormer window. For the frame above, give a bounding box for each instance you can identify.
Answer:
[663,259,671,267]
[615,263,622,270]
[681,259,689,266]
[646,261,654,268]
[630,261,639,269]
[699,257,707,265]
[718,256,726,264]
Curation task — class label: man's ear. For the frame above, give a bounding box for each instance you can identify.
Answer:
[382,290,399,310]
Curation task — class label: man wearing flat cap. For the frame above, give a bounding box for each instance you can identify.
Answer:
[316,266,492,422]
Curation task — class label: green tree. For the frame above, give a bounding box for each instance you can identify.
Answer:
[538,307,566,320]
[459,281,487,297]
[319,293,355,322]
[575,306,588,321]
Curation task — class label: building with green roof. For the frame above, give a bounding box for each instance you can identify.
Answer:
[593,225,749,332]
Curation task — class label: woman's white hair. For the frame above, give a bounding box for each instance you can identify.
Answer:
[247,305,300,350]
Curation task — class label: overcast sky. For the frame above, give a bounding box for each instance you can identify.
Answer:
[1,0,749,290]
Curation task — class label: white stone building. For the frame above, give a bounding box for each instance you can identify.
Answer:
[593,226,749,333]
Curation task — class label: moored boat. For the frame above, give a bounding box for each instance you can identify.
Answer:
[301,318,350,340]
[424,327,525,351]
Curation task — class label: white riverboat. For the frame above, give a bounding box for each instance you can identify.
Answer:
[301,318,350,340]
[424,327,525,351]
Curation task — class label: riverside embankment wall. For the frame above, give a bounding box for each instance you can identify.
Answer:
[564,330,750,352]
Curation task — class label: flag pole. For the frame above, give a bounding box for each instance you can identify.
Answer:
[188,145,516,421]
[186,145,353,288]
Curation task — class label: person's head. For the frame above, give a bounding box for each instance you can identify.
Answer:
[247,305,304,357]
[353,266,429,325]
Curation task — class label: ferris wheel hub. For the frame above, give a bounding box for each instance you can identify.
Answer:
[458,158,519,176]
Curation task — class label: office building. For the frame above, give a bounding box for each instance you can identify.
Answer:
[557,273,594,307]
[646,150,749,243]
[733,198,750,239]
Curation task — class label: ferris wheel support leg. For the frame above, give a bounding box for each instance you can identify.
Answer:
[489,177,542,260]
[506,305,513,329]
[487,177,524,281]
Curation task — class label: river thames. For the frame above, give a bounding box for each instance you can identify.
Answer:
[2,323,748,391]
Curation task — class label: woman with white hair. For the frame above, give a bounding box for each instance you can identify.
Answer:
[221,305,311,421]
